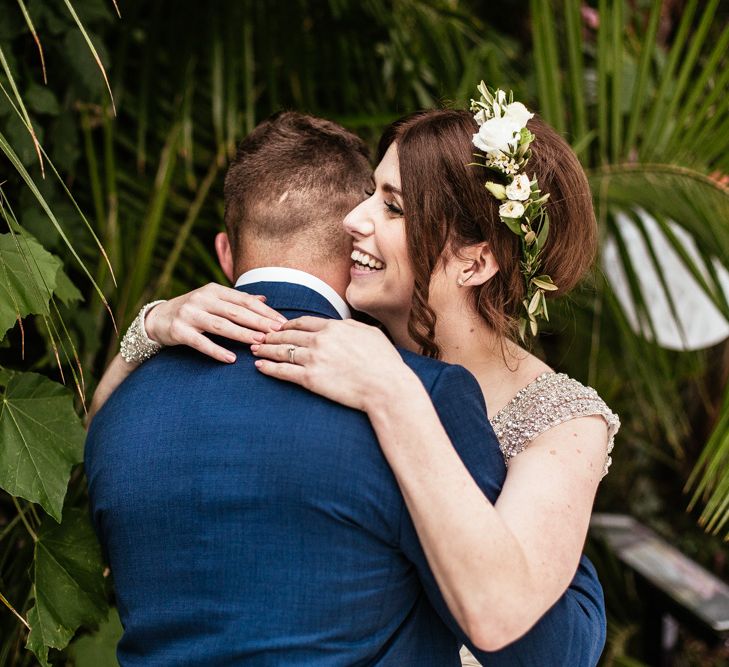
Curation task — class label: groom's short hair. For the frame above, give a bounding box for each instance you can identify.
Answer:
[223,112,371,261]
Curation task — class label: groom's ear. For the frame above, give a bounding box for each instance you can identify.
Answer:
[460,242,499,287]
[215,232,235,283]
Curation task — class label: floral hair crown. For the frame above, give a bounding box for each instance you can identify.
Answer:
[470,82,556,340]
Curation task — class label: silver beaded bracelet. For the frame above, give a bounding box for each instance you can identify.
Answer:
[120,300,167,364]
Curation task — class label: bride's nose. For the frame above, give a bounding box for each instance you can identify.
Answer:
[343,200,375,239]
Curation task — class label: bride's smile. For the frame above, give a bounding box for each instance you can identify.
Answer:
[343,143,416,329]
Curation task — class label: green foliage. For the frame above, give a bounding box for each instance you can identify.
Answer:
[0,231,67,339]
[26,509,109,666]
[67,608,122,667]
[0,0,727,664]
[0,371,85,522]
[529,0,729,539]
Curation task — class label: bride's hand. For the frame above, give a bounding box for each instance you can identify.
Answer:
[251,316,414,411]
[145,283,287,363]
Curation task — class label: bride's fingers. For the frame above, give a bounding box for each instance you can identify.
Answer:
[196,313,268,345]
[251,343,311,365]
[263,329,315,347]
[184,331,237,364]
[207,300,284,334]
[216,285,287,323]
[281,316,329,332]
[254,359,307,386]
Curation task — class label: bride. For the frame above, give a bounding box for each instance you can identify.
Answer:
[91,88,618,665]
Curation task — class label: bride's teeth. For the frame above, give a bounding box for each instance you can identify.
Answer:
[351,249,385,270]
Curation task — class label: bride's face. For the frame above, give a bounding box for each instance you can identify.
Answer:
[343,143,415,329]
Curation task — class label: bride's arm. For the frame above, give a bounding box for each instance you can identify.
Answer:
[253,317,608,651]
[87,284,286,425]
[369,380,606,649]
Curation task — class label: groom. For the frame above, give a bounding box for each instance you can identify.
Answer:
[86,112,601,665]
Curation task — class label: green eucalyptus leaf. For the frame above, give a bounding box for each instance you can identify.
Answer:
[536,217,550,248]
[532,276,558,291]
[0,372,85,521]
[501,217,523,235]
[26,508,109,666]
[541,292,549,321]
[528,289,542,314]
[518,318,527,341]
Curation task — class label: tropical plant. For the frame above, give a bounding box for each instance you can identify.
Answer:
[528,0,729,537]
[0,0,727,664]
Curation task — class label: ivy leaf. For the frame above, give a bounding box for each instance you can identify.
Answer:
[54,267,83,306]
[0,232,60,338]
[26,508,109,667]
[0,229,81,335]
[0,372,85,521]
[68,607,122,666]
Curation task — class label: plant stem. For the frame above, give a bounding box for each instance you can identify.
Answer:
[0,590,30,630]
[10,498,37,543]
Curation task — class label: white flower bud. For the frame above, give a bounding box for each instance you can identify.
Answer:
[484,181,507,200]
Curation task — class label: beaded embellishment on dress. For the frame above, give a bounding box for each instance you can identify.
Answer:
[490,372,619,477]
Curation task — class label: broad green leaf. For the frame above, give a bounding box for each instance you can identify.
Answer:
[0,231,60,339]
[54,268,83,307]
[26,508,109,666]
[68,607,122,667]
[0,372,85,521]
[24,85,60,116]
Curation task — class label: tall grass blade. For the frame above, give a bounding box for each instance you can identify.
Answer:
[639,0,698,159]
[0,51,43,175]
[61,0,117,115]
[623,0,661,156]
[16,0,47,84]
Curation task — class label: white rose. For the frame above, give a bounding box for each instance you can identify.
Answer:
[499,200,525,218]
[503,102,533,129]
[473,115,522,154]
[505,174,532,201]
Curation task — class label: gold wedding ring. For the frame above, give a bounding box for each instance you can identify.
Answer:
[287,345,296,364]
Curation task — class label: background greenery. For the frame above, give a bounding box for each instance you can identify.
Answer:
[0,0,727,664]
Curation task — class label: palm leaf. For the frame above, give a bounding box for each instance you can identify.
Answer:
[532,0,729,535]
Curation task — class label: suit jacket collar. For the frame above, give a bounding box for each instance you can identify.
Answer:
[236,282,343,320]
[235,267,350,319]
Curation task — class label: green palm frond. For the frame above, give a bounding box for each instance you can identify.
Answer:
[532,0,729,535]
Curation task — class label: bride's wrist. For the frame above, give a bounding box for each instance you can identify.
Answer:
[363,366,421,415]
[120,300,167,363]
[143,301,166,343]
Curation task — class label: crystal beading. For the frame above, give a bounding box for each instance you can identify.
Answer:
[490,372,620,478]
[120,300,167,364]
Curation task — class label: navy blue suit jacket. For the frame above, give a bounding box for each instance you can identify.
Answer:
[85,282,605,665]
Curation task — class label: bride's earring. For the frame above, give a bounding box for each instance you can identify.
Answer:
[457,273,473,288]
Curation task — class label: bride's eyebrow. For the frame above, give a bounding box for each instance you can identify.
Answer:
[382,183,402,197]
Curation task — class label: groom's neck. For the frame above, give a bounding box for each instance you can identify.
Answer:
[235,255,350,302]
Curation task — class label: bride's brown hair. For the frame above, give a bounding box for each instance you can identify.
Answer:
[378,109,597,358]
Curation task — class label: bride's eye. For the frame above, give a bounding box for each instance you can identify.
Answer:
[385,199,403,216]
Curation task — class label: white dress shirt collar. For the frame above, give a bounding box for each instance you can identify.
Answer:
[234,267,351,320]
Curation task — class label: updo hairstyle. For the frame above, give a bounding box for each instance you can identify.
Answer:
[378,109,597,358]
